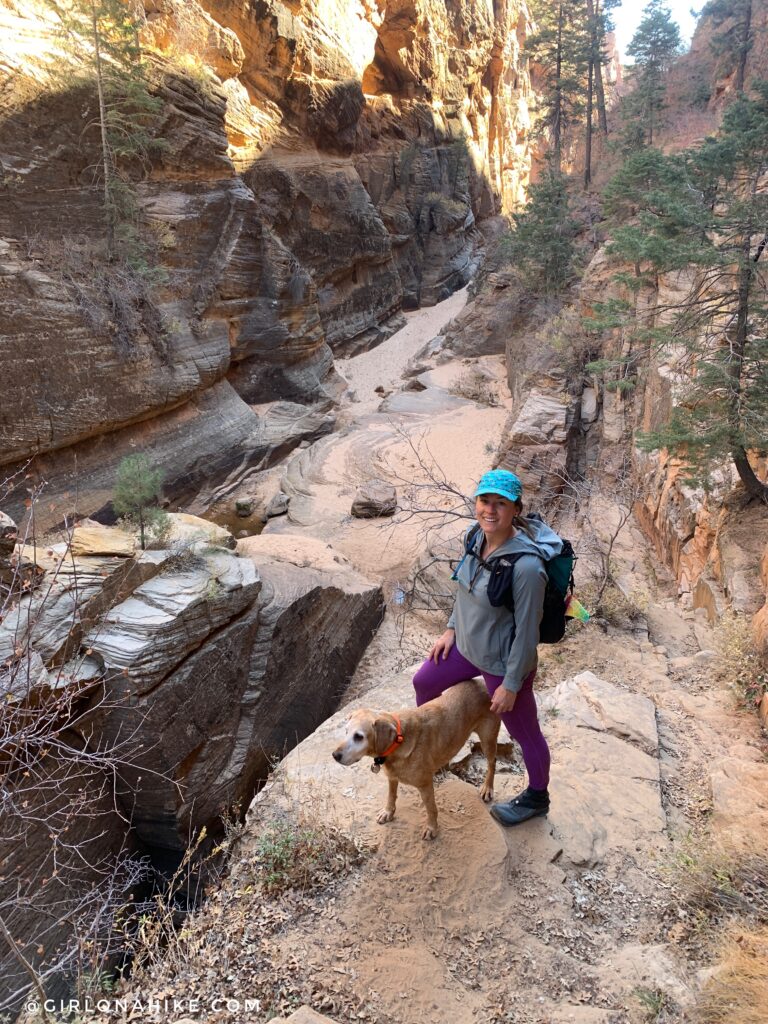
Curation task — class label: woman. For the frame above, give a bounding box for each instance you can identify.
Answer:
[412,469,562,826]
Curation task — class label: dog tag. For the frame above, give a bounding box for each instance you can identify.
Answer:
[371,763,381,774]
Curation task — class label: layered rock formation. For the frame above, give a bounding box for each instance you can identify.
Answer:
[1,0,534,530]
[0,512,383,1010]
[1,516,383,851]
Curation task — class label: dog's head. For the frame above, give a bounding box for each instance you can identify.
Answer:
[332,710,399,766]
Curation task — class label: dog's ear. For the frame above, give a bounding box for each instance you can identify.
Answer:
[373,716,397,756]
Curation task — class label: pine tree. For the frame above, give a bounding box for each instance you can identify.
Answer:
[113,454,167,549]
[527,0,590,173]
[502,168,580,295]
[584,0,620,186]
[590,0,620,135]
[47,0,164,259]
[701,0,753,94]
[588,85,768,501]
[619,0,681,150]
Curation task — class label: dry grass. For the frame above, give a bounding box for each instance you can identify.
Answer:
[713,612,767,709]
[673,846,768,935]
[449,368,500,407]
[578,578,646,627]
[695,925,768,1024]
[251,816,370,896]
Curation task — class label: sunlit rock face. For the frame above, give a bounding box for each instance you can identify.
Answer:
[0,0,533,527]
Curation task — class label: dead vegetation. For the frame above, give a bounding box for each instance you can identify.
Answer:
[448,367,501,407]
[85,800,378,1024]
[695,925,768,1024]
[20,232,172,364]
[713,612,767,710]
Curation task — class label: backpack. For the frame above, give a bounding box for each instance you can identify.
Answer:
[463,514,576,644]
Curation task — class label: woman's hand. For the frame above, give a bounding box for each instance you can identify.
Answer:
[429,629,455,664]
[490,686,517,715]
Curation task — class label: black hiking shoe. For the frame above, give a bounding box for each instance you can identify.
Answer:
[490,787,550,827]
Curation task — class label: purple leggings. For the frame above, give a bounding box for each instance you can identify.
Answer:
[412,643,550,790]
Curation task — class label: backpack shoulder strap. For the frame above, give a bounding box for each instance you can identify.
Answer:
[465,522,483,554]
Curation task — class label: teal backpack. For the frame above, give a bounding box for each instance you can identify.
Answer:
[462,514,576,643]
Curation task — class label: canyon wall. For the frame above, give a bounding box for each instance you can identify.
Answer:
[0,0,534,529]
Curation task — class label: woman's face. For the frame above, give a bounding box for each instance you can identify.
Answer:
[474,493,519,535]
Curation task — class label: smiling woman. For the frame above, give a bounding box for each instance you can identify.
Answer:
[412,469,564,826]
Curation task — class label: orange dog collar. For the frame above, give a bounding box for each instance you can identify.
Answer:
[373,714,404,768]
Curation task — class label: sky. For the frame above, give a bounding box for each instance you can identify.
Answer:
[612,1,700,61]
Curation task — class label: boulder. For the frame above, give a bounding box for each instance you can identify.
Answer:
[266,491,290,518]
[85,550,261,847]
[81,536,383,850]
[351,481,398,519]
[70,523,136,556]
[164,512,235,549]
[236,534,385,785]
[0,510,17,556]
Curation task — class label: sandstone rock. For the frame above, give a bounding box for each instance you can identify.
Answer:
[2,382,311,534]
[266,492,290,518]
[142,0,245,80]
[251,401,336,463]
[164,512,235,549]
[510,391,569,447]
[402,334,447,377]
[351,481,397,519]
[541,673,663,867]
[542,672,659,756]
[709,756,768,850]
[0,510,17,556]
[86,551,259,693]
[281,1007,338,1024]
[580,387,598,424]
[1,0,536,535]
[0,547,168,668]
[70,524,136,557]
[82,536,382,849]
[379,386,472,416]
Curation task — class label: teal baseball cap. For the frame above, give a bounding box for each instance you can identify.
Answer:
[473,469,523,502]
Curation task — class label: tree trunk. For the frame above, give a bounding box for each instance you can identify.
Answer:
[552,3,564,173]
[90,0,114,256]
[735,0,752,95]
[728,225,768,501]
[584,55,593,187]
[589,0,609,134]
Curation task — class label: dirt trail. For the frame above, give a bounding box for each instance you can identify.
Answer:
[81,295,768,1024]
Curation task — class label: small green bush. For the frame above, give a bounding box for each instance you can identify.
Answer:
[253,818,369,896]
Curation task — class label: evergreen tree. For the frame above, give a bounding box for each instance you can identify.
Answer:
[588,85,768,501]
[589,0,620,136]
[527,0,590,172]
[113,454,167,549]
[620,0,681,150]
[47,0,164,259]
[701,0,753,94]
[502,168,580,295]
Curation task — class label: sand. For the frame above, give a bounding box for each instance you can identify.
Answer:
[336,287,468,414]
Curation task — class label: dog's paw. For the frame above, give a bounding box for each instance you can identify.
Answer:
[479,784,494,803]
[376,808,395,824]
[421,824,437,841]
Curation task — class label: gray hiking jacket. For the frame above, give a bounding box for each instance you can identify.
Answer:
[447,517,563,692]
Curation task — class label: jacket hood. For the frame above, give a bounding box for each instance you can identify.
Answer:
[468,515,563,561]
